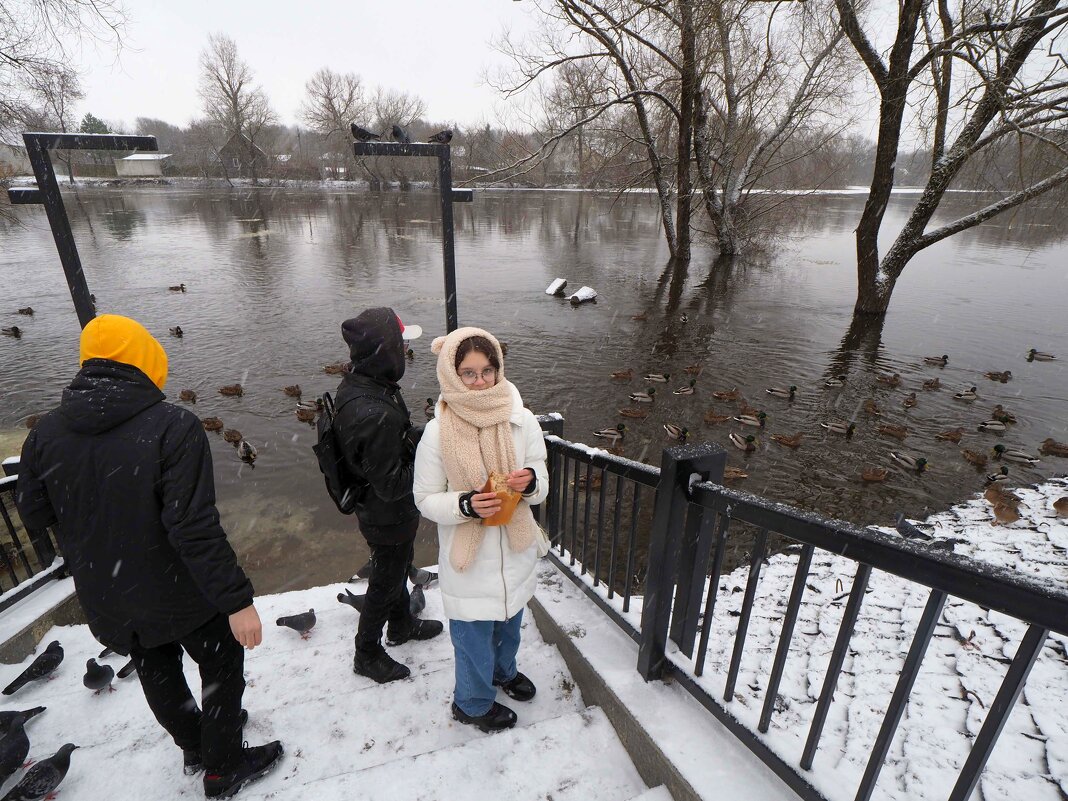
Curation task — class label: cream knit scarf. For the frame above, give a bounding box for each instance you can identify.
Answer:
[431,327,537,571]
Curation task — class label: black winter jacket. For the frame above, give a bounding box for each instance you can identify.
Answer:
[15,360,253,652]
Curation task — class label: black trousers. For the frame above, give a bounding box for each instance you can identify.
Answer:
[130,614,245,772]
[356,520,417,654]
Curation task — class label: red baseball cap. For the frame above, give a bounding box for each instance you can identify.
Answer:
[396,315,423,341]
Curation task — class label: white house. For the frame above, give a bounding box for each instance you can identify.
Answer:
[113,153,171,178]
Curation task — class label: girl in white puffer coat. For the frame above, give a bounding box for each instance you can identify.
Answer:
[413,327,548,733]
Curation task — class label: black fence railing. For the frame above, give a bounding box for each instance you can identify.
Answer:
[0,460,64,613]
[535,417,1068,801]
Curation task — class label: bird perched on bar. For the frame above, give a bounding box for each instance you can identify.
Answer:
[168,283,186,292]
[16,307,33,316]
[169,326,183,338]
[82,659,115,694]
[351,123,381,141]
[0,715,30,787]
[276,609,316,639]
[178,389,197,404]
[1,326,22,338]
[391,124,411,144]
[223,429,242,445]
[0,708,43,739]
[1,743,78,801]
[218,383,244,397]
[201,416,224,432]
[427,129,453,144]
[2,641,63,696]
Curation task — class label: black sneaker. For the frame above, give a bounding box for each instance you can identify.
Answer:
[203,740,283,798]
[386,618,444,646]
[451,701,517,733]
[353,649,411,684]
[493,671,537,702]
[183,710,250,775]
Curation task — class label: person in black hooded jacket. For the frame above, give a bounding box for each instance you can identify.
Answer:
[15,315,282,799]
[334,307,444,684]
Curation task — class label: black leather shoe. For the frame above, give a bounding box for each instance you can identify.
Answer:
[493,671,537,702]
[451,701,517,733]
[353,649,411,684]
[183,710,249,775]
[386,618,444,646]
[203,740,283,798]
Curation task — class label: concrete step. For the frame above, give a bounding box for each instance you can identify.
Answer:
[626,786,675,801]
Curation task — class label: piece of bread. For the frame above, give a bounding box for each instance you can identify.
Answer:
[481,471,522,527]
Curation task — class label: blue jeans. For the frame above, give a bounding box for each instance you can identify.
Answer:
[449,610,523,716]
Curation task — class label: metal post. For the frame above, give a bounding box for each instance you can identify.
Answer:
[437,150,459,332]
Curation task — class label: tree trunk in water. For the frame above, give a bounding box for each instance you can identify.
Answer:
[674,0,696,263]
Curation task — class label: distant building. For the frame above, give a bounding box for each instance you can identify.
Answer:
[218,132,271,178]
[114,153,171,178]
[0,142,31,175]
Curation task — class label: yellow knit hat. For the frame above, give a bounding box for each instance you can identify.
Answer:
[80,315,168,390]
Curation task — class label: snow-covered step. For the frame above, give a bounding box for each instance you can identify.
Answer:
[626,787,675,801]
[242,707,648,801]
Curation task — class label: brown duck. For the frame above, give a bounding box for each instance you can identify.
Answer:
[861,467,888,482]
[770,432,804,449]
[223,429,242,445]
[704,408,732,424]
[283,385,302,398]
[935,428,965,443]
[723,467,749,481]
[1054,497,1068,517]
[1039,438,1068,457]
[178,389,197,404]
[712,388,741,401]
[219,384,244,397]
[201,417,224,432]
[902,392,917,409]
[961,449,988,468]
[863,399,881,416]
[323,361,349,375]
[618,407,648,420]
[611,369,633,381]
[991,405,1017,423]
[922,378,941,391]
[876,373,901,388]
[878,423,909,441]
[684,365,703,376]
[296,407,317,423]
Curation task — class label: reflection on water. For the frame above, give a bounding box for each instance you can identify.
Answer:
[1,187,1066,593]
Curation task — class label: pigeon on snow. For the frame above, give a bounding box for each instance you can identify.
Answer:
[2,642,63,696]
[0,708,43,739]
[350,123,382,141]
[0,742,78,801]
[82,659,115,694]
[276,609,316,639]
[409,584,426,616]
[337,589,365,612]
[409,565,437,586]
[0,715,30,787]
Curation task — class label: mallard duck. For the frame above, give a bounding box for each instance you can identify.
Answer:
[594,423,626,443]
[935,427,965,443]
[902,392,917,409]
[821,420,856,437]
[922,378,941,391]
[664,423,688,441]
[723,467,749,481]
[201,416,224,432]
[169,326,184,338]
[729,432,756,452]
[876,373,901,387]
[878,423,909,441]
[684,365,703,376]
[1053,496,1068,517]
[924,354,949,366]
[770,432,803,449]
[618,407,648,419]
[977,420,1007,433]
[223,429,242,444]
[1039,438,1068,457]
[680,314,689,323]
[824,375,847,388]
[890,452,928,472]
[219,384,244,397]
[178,389,197,404]
[953,386,978,401]
[425,398,436,420]
[984,370,1012,383]
[992,444,1040,465]
[991,404,1016,423]
[993,501,1020,526]
[16,307,33,316]
[168,283,187,292]
[644,373,670,383]
[631,312,648,321]
[296,407,316,424]
[297,398,324,412]
[733,412,767,428]
[24,414,40,429]
[985,466,1010,483]
[673,380,697,396]
[1027,349,1056,362]
[575,474,603,491]
[863,399,881,416]
[2,326,23,338]
[766,385,797,400]
[712,388,740,401]
[961,449,988,467]
[237,440,257,464]
[703,408,732,424]
[283,385,302,398]
[323,361,349,375]
[611,369,634,381]
[861,467,888,482]
[629,388,656,403]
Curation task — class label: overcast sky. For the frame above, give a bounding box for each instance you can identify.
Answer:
[73,0,540,132]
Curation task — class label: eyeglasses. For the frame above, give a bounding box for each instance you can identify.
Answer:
[458,367,497,385]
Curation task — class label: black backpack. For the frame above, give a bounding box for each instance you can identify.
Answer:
[313,392,368,515]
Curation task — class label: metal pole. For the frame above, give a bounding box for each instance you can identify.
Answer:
[437,149,459,332]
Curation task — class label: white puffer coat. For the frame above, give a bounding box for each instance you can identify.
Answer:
[413,383,549,622]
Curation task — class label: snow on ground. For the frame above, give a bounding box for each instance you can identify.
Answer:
[0,580,658,801]
[559,477,1068,801]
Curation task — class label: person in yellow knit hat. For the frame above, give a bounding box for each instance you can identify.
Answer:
[16,315,284,799]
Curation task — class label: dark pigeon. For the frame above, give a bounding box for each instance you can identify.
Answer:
[0,709,43,739]
[0,743,78,801]
[117,660,136,680]
[276,609,316,639]
[82,659,115,694]
[391,124,411,144]
[2,642,63,696]
[426,129,453,144]
[0,716,30,787]
[409,584,426,616]
[408,565,437,586]
[351,123,382,141]
[337,589,365,612]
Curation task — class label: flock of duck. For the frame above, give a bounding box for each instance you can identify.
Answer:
[590,350,1065,488]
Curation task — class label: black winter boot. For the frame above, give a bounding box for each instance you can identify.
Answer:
[386,617,444,646]
[183,709,249,775]
[451,701,517,733]
[493,671,537,702]
[353,648,411,683]
[203,740,284,798]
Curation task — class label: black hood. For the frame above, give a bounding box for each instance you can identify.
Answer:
[60,359,165,435]
[341,307,406,384]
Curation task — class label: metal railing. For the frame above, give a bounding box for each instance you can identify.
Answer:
[0,460,63,613]
[535,417,1068,801]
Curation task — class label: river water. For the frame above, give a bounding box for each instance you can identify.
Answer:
[1,186,1065,593]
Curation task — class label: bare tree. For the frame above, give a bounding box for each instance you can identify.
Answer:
[300,68,367,180]
[17,64,84,183]
[362,87,427,188]
[836,0,1068,316]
